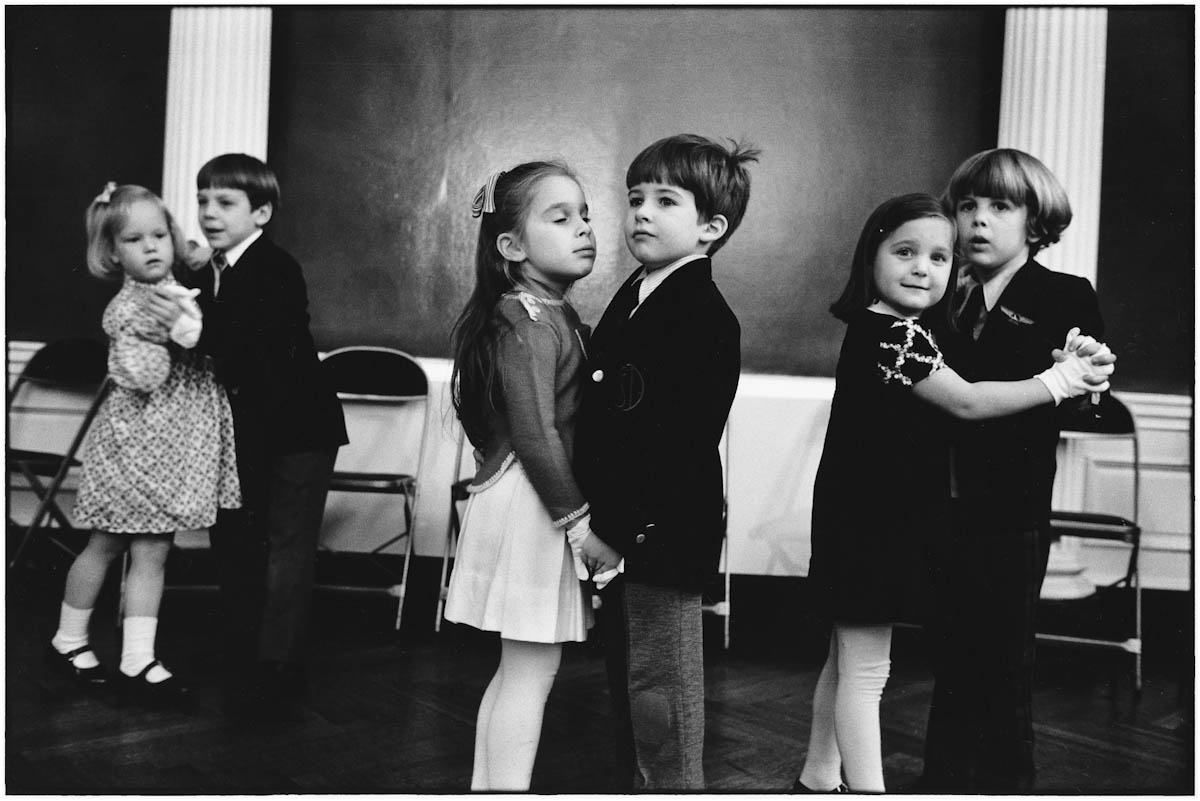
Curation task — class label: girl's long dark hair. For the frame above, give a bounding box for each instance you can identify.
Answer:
[829,192,958,326]
[450,160,578,448]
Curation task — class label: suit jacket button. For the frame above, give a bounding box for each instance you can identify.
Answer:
[592,369,604,383]
[635,533,646,544]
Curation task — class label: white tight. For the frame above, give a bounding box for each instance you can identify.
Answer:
[471,638,562,791]
[799,622,893,793]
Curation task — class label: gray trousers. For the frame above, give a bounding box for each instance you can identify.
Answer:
[602,578,706,790]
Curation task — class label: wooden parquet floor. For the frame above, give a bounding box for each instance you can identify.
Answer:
[5,553,1193,794]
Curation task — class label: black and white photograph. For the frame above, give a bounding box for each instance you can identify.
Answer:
[5,3,1193,794]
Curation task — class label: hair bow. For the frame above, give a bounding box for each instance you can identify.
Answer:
[94,181,117,205]
[470,171,505,218]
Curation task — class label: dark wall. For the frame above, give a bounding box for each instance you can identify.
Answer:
[8,8,1192,394]
[1097,7,1194,395]
[267,7,1004,375]
[6,7,171,342]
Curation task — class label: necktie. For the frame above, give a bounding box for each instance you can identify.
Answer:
[211,251,228,298]
[956,280,986,341]
[607,275,644,326]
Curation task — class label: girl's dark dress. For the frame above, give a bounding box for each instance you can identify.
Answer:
[808,309,950,624]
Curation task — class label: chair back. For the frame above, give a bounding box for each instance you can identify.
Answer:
[8,339,109,456]
[1058,392,1139,523]
[322,346,428,402]
[1060,391,1136,436]
[319,347,432,550]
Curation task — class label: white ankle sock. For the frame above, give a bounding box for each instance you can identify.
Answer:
[120,616,172,683]
[52,603,99,669]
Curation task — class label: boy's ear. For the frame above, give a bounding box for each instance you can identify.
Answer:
[698,213,729,244]
[496,232,525,263]
[252,202,273,227]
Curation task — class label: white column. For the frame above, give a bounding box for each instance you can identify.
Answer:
[161,7,272,244]
[998,7,1107,285]
[999,8,1109,600]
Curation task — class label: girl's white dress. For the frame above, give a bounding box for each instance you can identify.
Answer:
[445,461,592,643]
[73,276,241,534]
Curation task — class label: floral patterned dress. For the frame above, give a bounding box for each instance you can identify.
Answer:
[73,276,241,534]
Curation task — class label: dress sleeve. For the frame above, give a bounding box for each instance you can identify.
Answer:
[497,316,589,527]
[877,319,945,387]
[104,296,172,393]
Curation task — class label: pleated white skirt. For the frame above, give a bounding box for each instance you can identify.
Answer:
[444,461,593,643]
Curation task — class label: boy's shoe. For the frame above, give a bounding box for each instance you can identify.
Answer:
[792,778,849,793]
[46,644,111,686]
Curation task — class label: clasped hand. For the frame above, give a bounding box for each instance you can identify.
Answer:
[1050,326,1117,396]
[565,515,622,580]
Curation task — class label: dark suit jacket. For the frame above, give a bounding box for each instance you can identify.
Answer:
[184,234,347,506]
[576,258,740,591]
[926,258,1104,527]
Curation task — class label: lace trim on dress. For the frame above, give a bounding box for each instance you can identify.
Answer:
[552,502,590,529]
[467,451,516,493]
[878,318,945,387]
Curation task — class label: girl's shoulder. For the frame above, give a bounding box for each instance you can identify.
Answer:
[496,291,570,328]
[875,317,944,387]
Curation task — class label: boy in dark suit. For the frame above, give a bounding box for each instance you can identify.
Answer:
[577,134,758,789]
[921,148,1110,792]
[149,154,347,708]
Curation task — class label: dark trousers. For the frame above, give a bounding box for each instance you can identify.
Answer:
[922,500,1051,792]
[601,578,706,790]
[209,447,338,666]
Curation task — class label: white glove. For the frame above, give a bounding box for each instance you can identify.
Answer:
[565,515,624,590]
[1036,350,1112,404]
[566,515,591,583]
[160,284,203,348]
[591,559,624,591]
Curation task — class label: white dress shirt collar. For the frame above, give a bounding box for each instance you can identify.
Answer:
[221,228,263,268]
[635,254,706,310]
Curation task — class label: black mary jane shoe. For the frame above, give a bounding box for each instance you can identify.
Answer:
[118,660,191,705]
[792,778,849,793]
[47,644,111,686]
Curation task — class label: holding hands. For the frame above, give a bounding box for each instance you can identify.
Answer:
[565,515,623,589]
[1038,327,1117,404]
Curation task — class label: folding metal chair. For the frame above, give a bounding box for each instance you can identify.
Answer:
[701,421,732,650]
[7,339,110,569]
[1038,393,1143,691]
[318,346,431,630]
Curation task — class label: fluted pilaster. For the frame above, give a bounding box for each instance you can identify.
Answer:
[999,7,1107,285]
[161,8,272,243]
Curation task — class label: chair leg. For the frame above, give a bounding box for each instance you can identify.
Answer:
[723,554,731,651]
[394,491,416,631]
[435,503,457,633]
[10,464,83,569]
[1134,572,1143,693]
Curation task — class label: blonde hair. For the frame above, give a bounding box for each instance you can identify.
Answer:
[85,184,187,281]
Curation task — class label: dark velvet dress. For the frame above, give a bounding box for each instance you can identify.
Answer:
[807,309,950,624]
